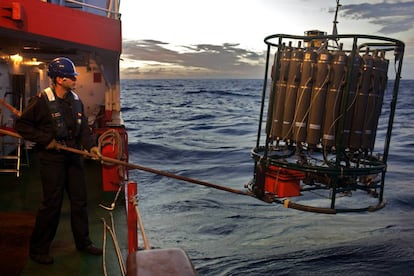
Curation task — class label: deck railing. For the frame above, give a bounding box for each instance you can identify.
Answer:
[47,0,121,19]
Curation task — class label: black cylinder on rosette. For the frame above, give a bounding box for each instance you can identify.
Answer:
[341,53,362,148]
[361,50,389,150]
[322,44,347,148]
[281,42,303,140]
[306,45,332,146]
[293,43,318,144]
[270,42,292,140]
[349,48,374,149]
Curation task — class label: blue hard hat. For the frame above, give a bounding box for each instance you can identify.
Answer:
[47,57,79,78]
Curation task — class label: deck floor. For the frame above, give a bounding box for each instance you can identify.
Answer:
[0,151,129,275]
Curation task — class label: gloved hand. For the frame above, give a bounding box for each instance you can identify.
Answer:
[46,139,59,150]
[89,146,101,159]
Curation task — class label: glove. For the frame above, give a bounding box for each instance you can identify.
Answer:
[89,146,101,159]
[46,139,59,150]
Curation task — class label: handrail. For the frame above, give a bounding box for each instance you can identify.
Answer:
[57,0,121,19]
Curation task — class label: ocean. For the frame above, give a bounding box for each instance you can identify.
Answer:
[120,79,414,275]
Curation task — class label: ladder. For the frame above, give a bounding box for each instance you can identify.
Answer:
[0,131,25,177]
[0,95,29,177]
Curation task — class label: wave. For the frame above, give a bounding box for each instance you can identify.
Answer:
[119,79,414,275]
[194,238,414,275]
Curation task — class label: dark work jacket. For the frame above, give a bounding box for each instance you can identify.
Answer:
[15,88,96,151]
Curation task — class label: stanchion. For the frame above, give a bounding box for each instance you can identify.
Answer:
[127,181,138,253]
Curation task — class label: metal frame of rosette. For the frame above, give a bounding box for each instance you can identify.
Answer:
[250,33,405,213]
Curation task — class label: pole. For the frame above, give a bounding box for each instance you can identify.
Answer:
[127,181,138,253]
[0,128,250,196]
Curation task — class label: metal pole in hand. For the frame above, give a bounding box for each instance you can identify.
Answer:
[0,128,250,196]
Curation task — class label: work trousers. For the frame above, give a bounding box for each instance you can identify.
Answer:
[30,150,92,254]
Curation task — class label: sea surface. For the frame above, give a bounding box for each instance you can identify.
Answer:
[120,79,414,275]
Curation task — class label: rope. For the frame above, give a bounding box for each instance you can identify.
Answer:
[102,219,108,276]
[99,183,123,210]
[101,216,126,276]
[131,195,150,250]
[98,129,126,181]
[109,212,126,274]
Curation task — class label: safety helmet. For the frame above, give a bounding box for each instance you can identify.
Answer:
[47,57,79,78]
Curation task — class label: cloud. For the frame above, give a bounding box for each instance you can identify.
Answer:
[121,39,265,79]
[123,40,184,64]
[340,1,414,34]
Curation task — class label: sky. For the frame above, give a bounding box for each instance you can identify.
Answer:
[119,0,414,79]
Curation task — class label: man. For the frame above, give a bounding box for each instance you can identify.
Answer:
[15,57,102,265]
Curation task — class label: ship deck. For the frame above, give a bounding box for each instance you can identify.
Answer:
[0,150,129,275]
